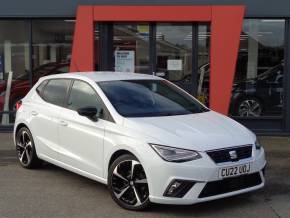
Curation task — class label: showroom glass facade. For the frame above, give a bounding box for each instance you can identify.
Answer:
[0,20,73,126]
[0,18,289,134]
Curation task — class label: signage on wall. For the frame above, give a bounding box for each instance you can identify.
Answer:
[167,59,182,71]
[115,50,135,73]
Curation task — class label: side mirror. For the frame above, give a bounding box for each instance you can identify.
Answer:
[77,107,98,121]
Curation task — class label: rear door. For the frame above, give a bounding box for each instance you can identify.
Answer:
[57,79,108,178]
[29,79,71,160]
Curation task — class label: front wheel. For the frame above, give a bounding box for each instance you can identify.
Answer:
[108,154,150,210]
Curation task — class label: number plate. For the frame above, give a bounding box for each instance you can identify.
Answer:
[219,163,251,179]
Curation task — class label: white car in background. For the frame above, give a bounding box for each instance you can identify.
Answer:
[13,72,266,210]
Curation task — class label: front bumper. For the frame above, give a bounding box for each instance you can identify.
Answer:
[146,147,266,205]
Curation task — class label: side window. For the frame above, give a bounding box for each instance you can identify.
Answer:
[42,79,71,106]
[68,80,103,116]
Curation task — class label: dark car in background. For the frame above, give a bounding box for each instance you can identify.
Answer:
[0,62,69,117]
[230,63,284,117]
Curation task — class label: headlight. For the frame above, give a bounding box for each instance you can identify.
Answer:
[0,91,5,97]
[255,139,262,150]
[149,144,202,162]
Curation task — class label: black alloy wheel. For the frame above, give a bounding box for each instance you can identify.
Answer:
[15,127,41,168]
[108,154,150,210]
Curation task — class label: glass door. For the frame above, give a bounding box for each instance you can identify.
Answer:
[155,23,194,93]
[102,23,198,94]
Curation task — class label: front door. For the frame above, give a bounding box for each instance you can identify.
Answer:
[58,80,105,178]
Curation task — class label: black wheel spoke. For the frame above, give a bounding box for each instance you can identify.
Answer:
[115,186,130,199]
[135,178,147,184]
[17,142,24,149]
[26,141,32,149]
[130,160,139,180]
[20,150,26,162]
[113,167,128,182]
[21,132,25,144]
[132,186,142,206]
[25,149,31,163]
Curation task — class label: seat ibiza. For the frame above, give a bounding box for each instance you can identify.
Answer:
[14,72,266,210]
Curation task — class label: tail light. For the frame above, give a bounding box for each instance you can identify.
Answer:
[15,100,22,111]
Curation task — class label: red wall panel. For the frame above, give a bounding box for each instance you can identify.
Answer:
[70,6,94,72]
[210,6,245,114]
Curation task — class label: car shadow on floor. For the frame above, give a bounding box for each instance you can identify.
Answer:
[147,192,262,215]
[40,161,266,216]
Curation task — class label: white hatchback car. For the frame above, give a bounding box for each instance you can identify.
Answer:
[14,72,266,210]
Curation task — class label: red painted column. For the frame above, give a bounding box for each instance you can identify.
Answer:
[70,6,94,72]
[210,6,245,115]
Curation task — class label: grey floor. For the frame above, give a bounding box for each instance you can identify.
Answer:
[0,134,289,218]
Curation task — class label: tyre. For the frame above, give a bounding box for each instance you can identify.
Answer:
[235,97,263,117]
[15,127,42,169]
[108,154,150,210]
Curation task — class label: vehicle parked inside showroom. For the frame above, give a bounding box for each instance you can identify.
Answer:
[13,72,266,210]
[179,61,284,117]
[0,62,69,122]
[230,62,284,117]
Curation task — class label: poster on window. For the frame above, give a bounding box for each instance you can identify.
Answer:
[167,59,182,71]
[115,51,135,73]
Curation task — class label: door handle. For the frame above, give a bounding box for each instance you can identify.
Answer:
[59,120,68,127]
[31,111,38,116]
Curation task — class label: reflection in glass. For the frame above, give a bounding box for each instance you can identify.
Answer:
[230,19,285,117]
[0,21,30,124]
[156,24,192,90]
[197,24,210,106]
[32,20,74,76]
[113,24,149,74]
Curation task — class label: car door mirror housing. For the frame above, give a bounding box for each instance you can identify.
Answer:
[77,107,98,121]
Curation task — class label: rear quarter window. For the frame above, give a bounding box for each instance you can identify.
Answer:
[36,80,48,96]
[41,79,71,107]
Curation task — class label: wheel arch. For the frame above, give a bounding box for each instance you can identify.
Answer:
[105,144,148,182]
[108,149,135,171]
[14,122,29,143]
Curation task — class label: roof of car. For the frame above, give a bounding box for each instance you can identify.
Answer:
[41,71,163,82]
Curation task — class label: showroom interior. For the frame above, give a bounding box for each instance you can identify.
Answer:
[0,0,290,135]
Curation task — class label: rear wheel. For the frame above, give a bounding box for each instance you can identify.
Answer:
[108,154,150,210]
[15,127,42,168]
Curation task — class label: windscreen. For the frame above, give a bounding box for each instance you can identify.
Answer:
[98,80,209,117]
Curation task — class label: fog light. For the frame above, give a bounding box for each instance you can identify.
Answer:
[164,179,195,198]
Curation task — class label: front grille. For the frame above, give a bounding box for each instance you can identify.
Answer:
[207,145,252,164]
[199,173,262,198]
